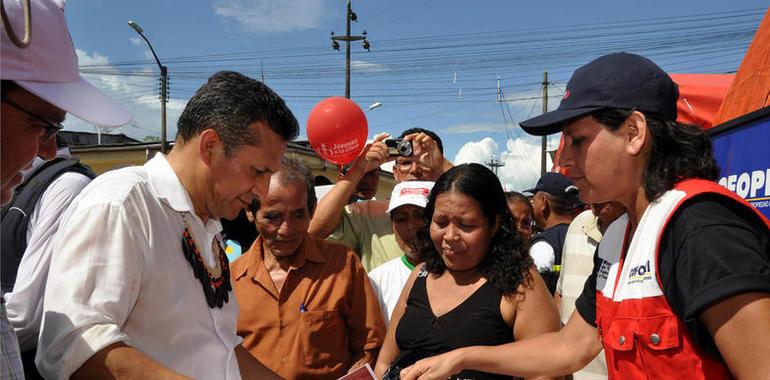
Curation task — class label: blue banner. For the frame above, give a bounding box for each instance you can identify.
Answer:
[711,112,770,219]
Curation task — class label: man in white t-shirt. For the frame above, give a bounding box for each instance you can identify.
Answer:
[368,181,434,324]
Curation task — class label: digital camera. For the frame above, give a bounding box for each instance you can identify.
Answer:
[385,139,413,157]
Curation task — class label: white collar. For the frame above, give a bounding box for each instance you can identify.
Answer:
[144,153,222,233]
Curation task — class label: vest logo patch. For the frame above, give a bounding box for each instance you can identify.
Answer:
[598,259,611,281]
[627,260,653,285]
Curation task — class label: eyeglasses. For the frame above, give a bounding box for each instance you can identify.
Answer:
[2,98,63,142]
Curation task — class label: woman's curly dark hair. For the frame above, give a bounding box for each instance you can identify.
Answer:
[591,108,720,200]
[416,163,534,297]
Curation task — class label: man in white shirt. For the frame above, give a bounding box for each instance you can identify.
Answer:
[368,181,434,324]
[526,172,580,294]
[2,142,94,378]
[2,1,131,377]
[38,71,299,379]
[554,201,624,380]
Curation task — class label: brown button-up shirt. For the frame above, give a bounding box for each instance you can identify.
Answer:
[231,235,385,379]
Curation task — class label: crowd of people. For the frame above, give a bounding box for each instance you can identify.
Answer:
[2,1,769,380]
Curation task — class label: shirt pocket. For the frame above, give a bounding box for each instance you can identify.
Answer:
[300,310,346,367]
[602,315,681,358]
[635,314,680,351]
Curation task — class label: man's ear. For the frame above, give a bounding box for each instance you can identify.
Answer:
[539,194,550,216]
[624,111,648,156]
[198,129,221,166]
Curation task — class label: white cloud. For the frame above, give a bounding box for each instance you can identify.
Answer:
[454,136,554,192]
[454,137,499,164]
[68,49,186,142]
[127,36,155,61]
[213,0,328,33]
[351,60,387,73]
[77,49,110,66]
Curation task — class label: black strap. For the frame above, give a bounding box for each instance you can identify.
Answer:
[1,158,94,292]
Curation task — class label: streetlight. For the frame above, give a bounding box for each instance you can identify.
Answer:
[128,20,168,153]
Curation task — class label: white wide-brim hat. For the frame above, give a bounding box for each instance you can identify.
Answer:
[1,0,132,127]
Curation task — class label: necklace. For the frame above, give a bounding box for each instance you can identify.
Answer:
[181,217,231,308]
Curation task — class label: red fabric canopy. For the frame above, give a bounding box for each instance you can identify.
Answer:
[713,8,770,125]
[670,73,734,130]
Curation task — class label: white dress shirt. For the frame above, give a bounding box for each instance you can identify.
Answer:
[367,256,412,325]
[554,210,606,379]
[37,154,243,380]
[6,149,92,352]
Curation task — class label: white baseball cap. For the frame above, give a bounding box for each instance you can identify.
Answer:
[1,0,132,126]
[387,181,434,214]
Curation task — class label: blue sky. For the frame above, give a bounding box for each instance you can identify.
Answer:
[64,0,768,190]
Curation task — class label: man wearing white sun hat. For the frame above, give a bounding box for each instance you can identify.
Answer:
[368,181,434,325]
[1,0,131,378]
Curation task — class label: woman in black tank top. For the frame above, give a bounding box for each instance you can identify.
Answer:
[374,164,560,380]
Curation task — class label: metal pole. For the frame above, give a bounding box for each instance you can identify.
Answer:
[128,21,168,153]
[541,71,548,175]
[160,66,168,154]
[345,0,351,99]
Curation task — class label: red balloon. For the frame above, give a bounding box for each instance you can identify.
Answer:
[307,97,368,165]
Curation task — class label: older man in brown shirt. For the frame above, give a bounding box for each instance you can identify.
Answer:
[231,158,385,379]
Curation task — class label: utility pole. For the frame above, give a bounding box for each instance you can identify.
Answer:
[160,66,168,153]
[128,20,168,153]
[330,0,370,99]
[486,156,505,177]
[541,71,548,175]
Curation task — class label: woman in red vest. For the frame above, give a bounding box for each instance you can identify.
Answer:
[399,53,770,380]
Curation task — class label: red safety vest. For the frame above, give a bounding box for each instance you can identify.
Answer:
[595,179,769,380]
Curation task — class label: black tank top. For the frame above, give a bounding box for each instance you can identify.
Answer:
[393,270,514,380]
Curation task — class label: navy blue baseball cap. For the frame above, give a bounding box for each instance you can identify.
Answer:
[520,52,679,135]
[525,172,582,206]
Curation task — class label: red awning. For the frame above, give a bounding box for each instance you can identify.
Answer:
[670,73,734,130]
[713,8,770,125]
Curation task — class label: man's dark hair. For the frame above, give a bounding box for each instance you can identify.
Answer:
[275,157,317,214]
[505,191,530,208]
[176,71,299,155]
[417,163,533,297]
[1,80,20,100]
[541,192,573,216]
[399,127,444,154]
[591,108,719,200]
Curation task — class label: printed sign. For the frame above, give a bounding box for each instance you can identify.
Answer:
[711,110,770,219]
